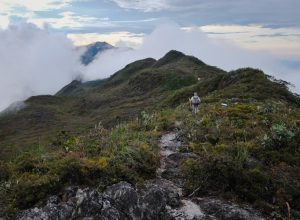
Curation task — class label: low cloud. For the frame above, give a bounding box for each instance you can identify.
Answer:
[84,23,300,93]
[0,23,81,111]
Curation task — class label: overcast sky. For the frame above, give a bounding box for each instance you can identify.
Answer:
[0,0,299,110]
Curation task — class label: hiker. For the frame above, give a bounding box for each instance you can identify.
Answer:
[190,92,201,114]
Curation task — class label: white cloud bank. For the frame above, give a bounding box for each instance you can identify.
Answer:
[0,23,81,111]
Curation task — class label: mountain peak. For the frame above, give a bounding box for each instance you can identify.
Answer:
[160,50,186,62]
[88,41,113,49]
[81,41,114,65]
[164,50,186,58]
[154,50,205,67]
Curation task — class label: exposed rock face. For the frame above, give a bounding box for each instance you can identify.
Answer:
[17,132,265,220]
[17,182,173,220]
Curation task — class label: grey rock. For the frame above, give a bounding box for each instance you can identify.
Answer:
[243,157,262,169]
[194,198,264,220]
[103,181,139,219]
[18,187,102,220]
[100,200,122,220]
[140,185,168,220]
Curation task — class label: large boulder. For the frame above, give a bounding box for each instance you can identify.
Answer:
[103,181,139,219]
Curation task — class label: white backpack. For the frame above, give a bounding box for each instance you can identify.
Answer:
[192,96,200,104]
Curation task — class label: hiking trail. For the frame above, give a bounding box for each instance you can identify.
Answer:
[152,130,265,220]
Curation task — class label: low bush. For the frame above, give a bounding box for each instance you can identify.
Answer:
[262,123,295,149]
[13,173,60,209]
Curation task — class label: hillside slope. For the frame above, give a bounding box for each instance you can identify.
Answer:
[0,50,225,159]
[0,50,298,160]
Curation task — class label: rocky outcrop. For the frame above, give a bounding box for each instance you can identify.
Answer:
[17,181,173,220]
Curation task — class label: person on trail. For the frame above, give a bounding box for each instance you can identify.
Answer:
[190,92,201,114]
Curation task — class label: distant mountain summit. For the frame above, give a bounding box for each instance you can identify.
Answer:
[80,41,114,65]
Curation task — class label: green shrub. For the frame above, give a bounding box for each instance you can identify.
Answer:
[271,163,300,219]
[51,130,78,152]
[230,145,249,167]
[262,123,295,149]
[12,173,60,209]
[182,156,242,193]
[138,111,157,131]
[14,153,42,174]
[182,156,272,204]
[51,156,106,185]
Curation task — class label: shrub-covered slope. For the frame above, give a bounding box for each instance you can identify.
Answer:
[173,101,300,219]
[0,51,298,159]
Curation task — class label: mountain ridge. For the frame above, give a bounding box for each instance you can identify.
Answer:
[0,50,298,160]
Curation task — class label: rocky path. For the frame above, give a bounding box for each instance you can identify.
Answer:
[17,131,266,220]
[154,131,265,220]
[154,132,204,219]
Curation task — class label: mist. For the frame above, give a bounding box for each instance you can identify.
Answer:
[85,23,300,94]
[0,23,81,111]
